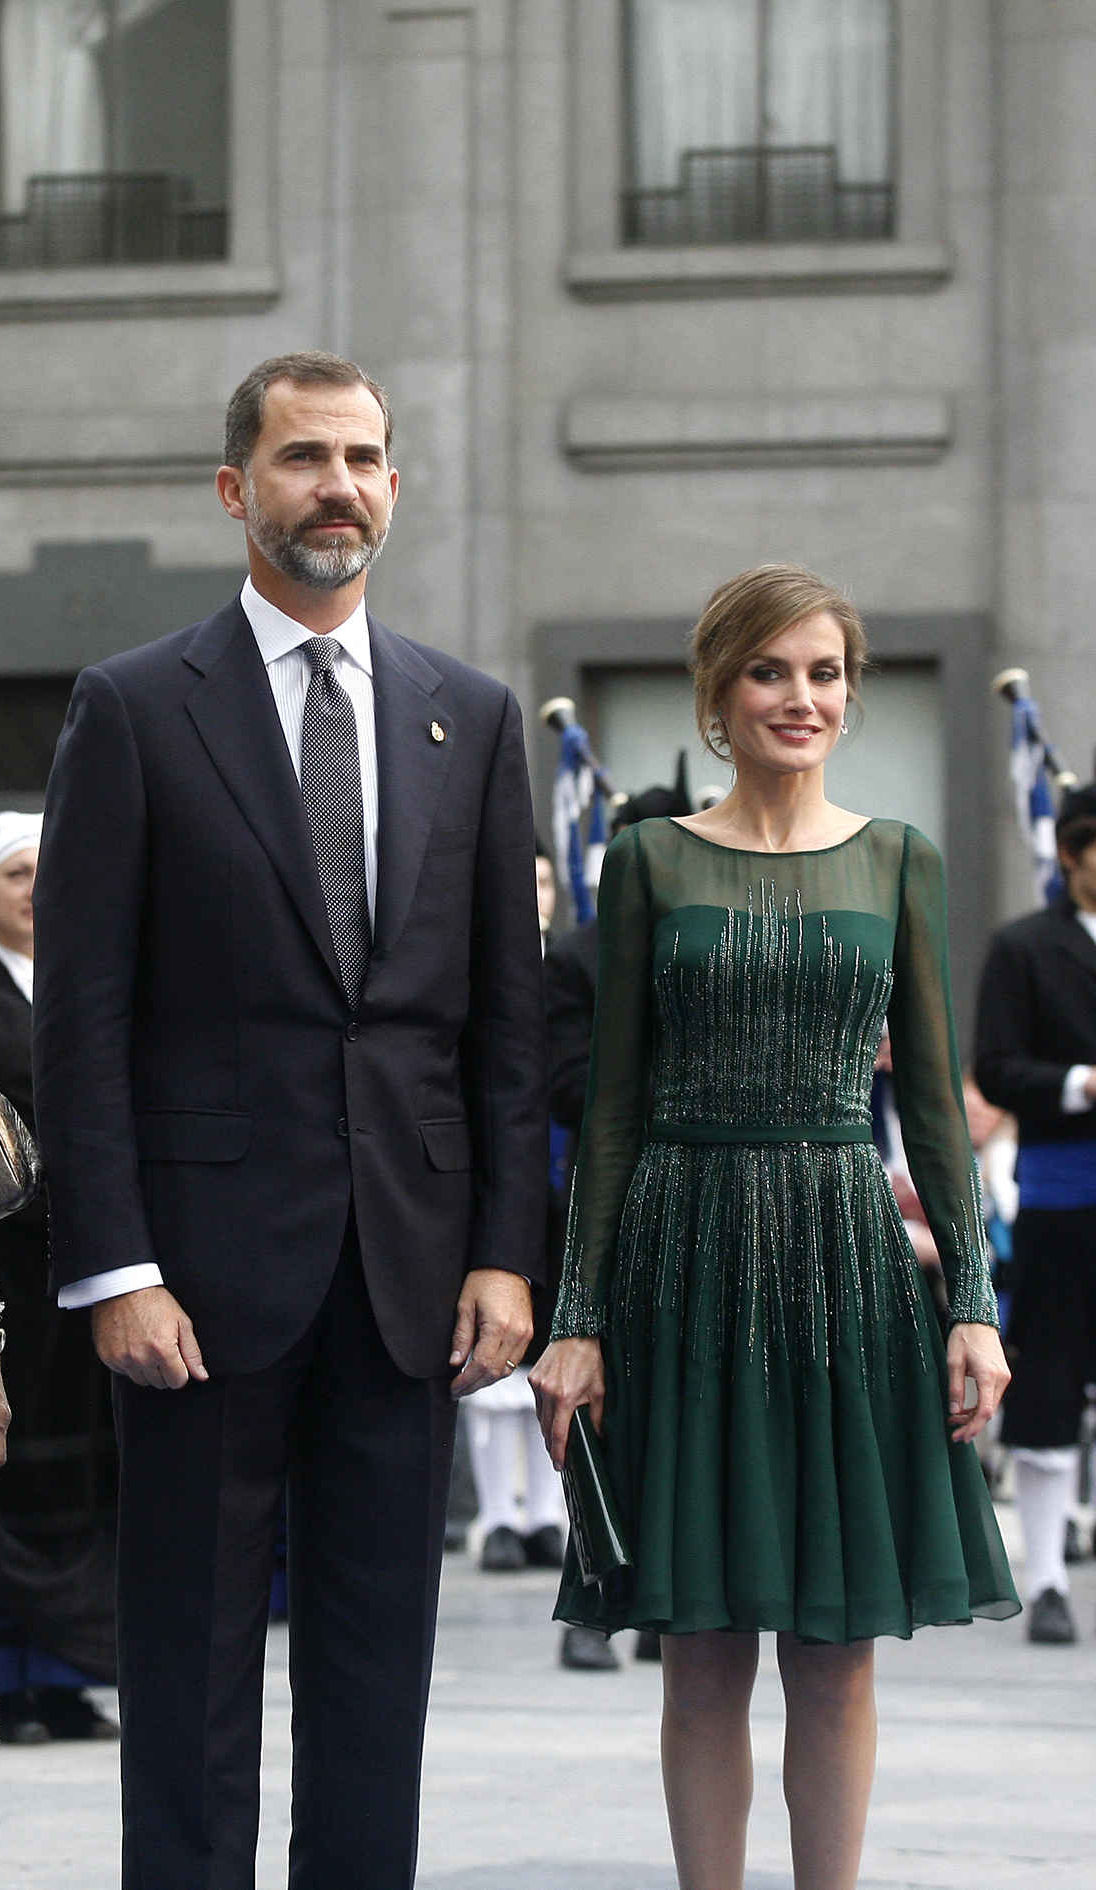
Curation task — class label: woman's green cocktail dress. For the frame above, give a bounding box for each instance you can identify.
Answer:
[551,817,1019,1642]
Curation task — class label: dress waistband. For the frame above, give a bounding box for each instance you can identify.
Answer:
[649,1121,875,1148]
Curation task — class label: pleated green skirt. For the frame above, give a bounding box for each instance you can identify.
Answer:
[554,1141,1020,1643]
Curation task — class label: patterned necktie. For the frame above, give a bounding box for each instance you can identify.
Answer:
[300,636,370,1006]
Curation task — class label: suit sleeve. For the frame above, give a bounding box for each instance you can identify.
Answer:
[974,927,1076,1123]
[460,688,548,1283]
[32,666,157,1291]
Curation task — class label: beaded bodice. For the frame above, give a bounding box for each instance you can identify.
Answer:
[651,893,891,1132]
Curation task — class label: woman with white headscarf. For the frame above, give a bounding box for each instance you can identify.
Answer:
[0,812,118,1744]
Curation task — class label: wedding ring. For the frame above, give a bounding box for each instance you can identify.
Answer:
[503,1359,517,1371]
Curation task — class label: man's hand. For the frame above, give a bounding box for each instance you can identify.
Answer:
[91,1285,208,1390]
[0,1360,10,1465]
[449,1269,534,1399]
[946,1322,1010,1443]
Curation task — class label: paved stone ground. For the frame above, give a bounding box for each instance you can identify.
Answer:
[3,1504,1094,1888]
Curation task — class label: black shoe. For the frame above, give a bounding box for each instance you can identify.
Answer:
[523,1524,565,1569]
[559,1625,619,1671]
[443,1523,468,1554]
[634,1628,662,1662]
[33,1688,119,1742]
[479,1525,526,1572]
[0,1689,50,1745]
[1027,1587,1078,1645]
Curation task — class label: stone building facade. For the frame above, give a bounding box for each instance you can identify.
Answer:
[0,1,1092,1032]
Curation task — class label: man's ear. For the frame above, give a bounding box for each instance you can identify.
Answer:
[215,464,247,521]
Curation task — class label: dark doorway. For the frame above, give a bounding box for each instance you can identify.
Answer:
[0,678,75,804]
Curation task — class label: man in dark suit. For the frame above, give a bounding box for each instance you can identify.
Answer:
[975,780,1096,1646]
[32,352,547,1888]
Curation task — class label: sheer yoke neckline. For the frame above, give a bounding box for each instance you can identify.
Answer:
[668,815,875,858]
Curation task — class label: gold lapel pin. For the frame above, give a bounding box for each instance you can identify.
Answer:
[430,720,446,744]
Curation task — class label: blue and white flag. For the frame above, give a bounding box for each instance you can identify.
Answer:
[551,720,609,925]
[1009,694,1062,904]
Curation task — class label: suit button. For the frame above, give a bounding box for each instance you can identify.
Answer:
[336,1117,349,1138]
[345,1022,359,1042]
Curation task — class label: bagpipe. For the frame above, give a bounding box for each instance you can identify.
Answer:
[991,666,1078,905]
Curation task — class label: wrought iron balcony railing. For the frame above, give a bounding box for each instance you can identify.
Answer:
[621,145,894,246]
[0,173,229,269]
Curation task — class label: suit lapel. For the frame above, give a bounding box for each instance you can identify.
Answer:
[369,615,453,960]
[182,599,342,989]
[1050,905,1096,981]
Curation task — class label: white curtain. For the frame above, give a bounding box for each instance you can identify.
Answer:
[768,0,890,181]
[629,0,891,189]
[1,0,172,213]
[630,0,757,188]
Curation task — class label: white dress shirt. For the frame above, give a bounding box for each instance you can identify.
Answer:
[241,577,379,924]
[59,580,379,1310]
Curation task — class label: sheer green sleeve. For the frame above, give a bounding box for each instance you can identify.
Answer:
[888,827,999,1329]
[550,826,653,1338]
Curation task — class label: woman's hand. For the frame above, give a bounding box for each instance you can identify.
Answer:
[528,1337,605,1471]
[946,1322,1011,1443]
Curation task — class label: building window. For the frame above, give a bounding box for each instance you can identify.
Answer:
[0,0,228,268]
[623,0,894,246]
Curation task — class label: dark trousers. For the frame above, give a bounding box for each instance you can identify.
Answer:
[1001,1204,1096,1449]
[113,1230,457,1890]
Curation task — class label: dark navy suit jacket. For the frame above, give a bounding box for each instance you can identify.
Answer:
[32,596,547,1377]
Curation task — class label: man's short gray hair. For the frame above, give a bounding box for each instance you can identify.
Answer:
[223,351,393,469]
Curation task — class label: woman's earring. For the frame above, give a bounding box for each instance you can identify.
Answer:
[840,720,849,736]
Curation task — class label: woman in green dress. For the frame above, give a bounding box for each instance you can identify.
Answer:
[530,565,1018,1890]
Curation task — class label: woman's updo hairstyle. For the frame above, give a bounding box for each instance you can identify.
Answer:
[690,563,869,762]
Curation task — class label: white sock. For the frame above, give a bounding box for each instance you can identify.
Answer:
[1013,1447,1078,1600]
[520,1408,565,1534]
[468,1410,523,1535]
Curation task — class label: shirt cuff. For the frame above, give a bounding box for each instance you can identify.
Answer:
[1061,1066,1095,1115]
[58,1264,165,1309]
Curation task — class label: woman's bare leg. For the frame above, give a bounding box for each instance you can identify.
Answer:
[776,1633,877,1890]
[660,1629,759,1890]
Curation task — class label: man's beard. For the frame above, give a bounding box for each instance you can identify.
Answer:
[243,478,389,590]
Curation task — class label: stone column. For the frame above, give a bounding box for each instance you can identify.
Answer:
[995,2,1096,911]
[340,1,519,688]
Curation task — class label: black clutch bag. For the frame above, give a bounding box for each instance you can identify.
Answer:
[561,1405,633,1588]
[0,1091,41,1222]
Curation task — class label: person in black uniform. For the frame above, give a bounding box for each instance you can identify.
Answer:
[975,779,1096,1644]
[544,785,688,1669]
[0,812,117,1742]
